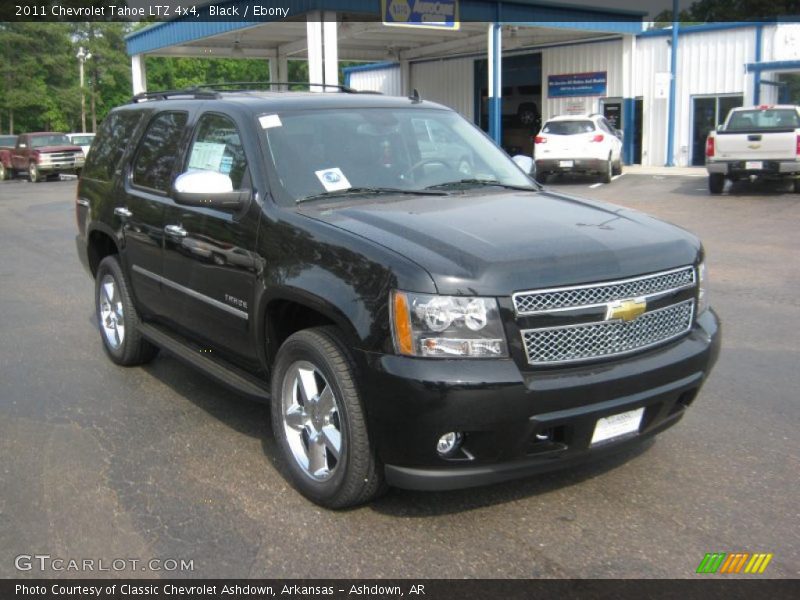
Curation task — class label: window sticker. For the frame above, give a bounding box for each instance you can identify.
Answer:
[259,114,282,129]
[314,167,351,192]
[188,141,226,171]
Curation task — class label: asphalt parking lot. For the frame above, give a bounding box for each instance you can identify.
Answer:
[0,172,798,579]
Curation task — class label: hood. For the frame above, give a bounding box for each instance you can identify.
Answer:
[299,190,701,295]
[37,145,82,153]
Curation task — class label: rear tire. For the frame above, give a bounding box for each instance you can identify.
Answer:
[793,178,800,193]
[601,156,613,184]
[0,162,6,181]
[709,173,725,195]
[95,255,159,366]
[612,159,622,176]
[271,326,386,509]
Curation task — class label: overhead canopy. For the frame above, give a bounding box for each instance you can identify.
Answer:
[125,1,644,62]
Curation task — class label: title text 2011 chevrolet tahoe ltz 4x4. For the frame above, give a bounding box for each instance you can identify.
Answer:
[75,87,720,508]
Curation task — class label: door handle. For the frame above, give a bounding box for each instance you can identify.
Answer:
[114,207,133,218]
[164,224,188,237]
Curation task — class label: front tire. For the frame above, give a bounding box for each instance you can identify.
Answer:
[28,162,40,183]
[793,178,800,193]
[95,256,159,366]
[709,173,725,195]
[271,326,385,509]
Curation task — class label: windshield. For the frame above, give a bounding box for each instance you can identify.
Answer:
[726,109,800,131]
[69,135,94,145]
[0,135,16,146]
[31,134,71,147]
[542,120,595,135]
[261,108,535,203]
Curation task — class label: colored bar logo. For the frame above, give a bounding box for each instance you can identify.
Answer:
[696,552,773,574]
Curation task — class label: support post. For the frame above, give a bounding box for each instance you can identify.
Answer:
[753,24,763,105]
[665,0,679,167]
[131,54,147,95]
[323,12,338,86]
[487,23,502,145]
[307,12,324,91]
[621,34,637,165]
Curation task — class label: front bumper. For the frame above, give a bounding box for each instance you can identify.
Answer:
[38,158,85,173]
[535,157,606,174]
[707,160,800,177]
[358,309,720,491]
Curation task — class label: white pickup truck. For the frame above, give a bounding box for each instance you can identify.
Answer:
[705,105,800,194]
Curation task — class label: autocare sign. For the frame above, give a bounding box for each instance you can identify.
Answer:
[382,0,460,30]
[548,72,608,98]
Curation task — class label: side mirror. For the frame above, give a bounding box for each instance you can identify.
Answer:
[512,154,534,175]
[615,129,624,140]
[172,170,249,212]
[716,124,725,132]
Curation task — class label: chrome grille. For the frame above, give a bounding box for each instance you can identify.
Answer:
[521,299,694,365]
[513,266,695,314]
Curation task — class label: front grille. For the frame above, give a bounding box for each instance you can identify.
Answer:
[41,152,78,162]
[513,266,695,314]
[521,299,694,365]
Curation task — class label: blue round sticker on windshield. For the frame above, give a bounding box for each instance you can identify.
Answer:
[323,171,341,183]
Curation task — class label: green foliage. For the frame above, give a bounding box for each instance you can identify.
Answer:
[654,0,800,22]
[0,21,369,134]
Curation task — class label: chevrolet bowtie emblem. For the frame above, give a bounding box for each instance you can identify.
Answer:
[748,143,761,149]
[606,298,647,322]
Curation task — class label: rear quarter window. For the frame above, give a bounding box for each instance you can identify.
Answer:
[83,111,143,181]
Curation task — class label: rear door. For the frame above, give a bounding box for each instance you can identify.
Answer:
[160,111,262,365]
[121,110,190,317]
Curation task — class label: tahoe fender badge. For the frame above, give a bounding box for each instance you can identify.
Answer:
[224,294,248,311]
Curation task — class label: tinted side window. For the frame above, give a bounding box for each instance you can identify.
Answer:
[84,111,143,181]
[132,111,188,193]
[185,113,248,189]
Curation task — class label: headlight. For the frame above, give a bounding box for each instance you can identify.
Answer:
[391,291,508,358]
[697,261,709,314]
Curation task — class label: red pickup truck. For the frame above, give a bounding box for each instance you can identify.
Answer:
[5,132,85,182]
[0,134,16,180]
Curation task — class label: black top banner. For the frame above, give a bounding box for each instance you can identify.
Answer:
[1,0,799,23]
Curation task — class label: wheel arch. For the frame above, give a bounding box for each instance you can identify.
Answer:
[86,224,121,278]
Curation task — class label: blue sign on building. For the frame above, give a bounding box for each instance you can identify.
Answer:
[548,72,608,98]
[382,0,460,30]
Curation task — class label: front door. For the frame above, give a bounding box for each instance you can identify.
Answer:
[160,112,261,366]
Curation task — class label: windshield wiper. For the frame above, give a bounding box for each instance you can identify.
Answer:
[297,186,448,204]
[425,179,539,192]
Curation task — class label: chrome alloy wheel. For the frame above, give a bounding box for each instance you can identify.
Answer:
[98,274,125,349]
[281,361,342,481]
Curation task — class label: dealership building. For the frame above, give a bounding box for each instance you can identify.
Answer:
[125,1,800,168]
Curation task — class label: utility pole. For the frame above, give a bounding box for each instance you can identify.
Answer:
[76,46,92,134]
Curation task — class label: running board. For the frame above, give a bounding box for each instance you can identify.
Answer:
[139,323,271,402]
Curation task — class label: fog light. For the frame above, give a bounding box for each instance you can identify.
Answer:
[437,432,463,456]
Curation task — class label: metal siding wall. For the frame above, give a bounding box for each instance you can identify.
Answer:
[409,58,474,122]
[541,40,623,121]
[635,36,670,166]
[672,28,755,166]
[348,67,403,96]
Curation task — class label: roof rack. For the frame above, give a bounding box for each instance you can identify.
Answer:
[129,88,221,103]
[129,81,383,103]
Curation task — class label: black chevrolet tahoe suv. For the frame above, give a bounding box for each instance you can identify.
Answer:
[75,86,720,508]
